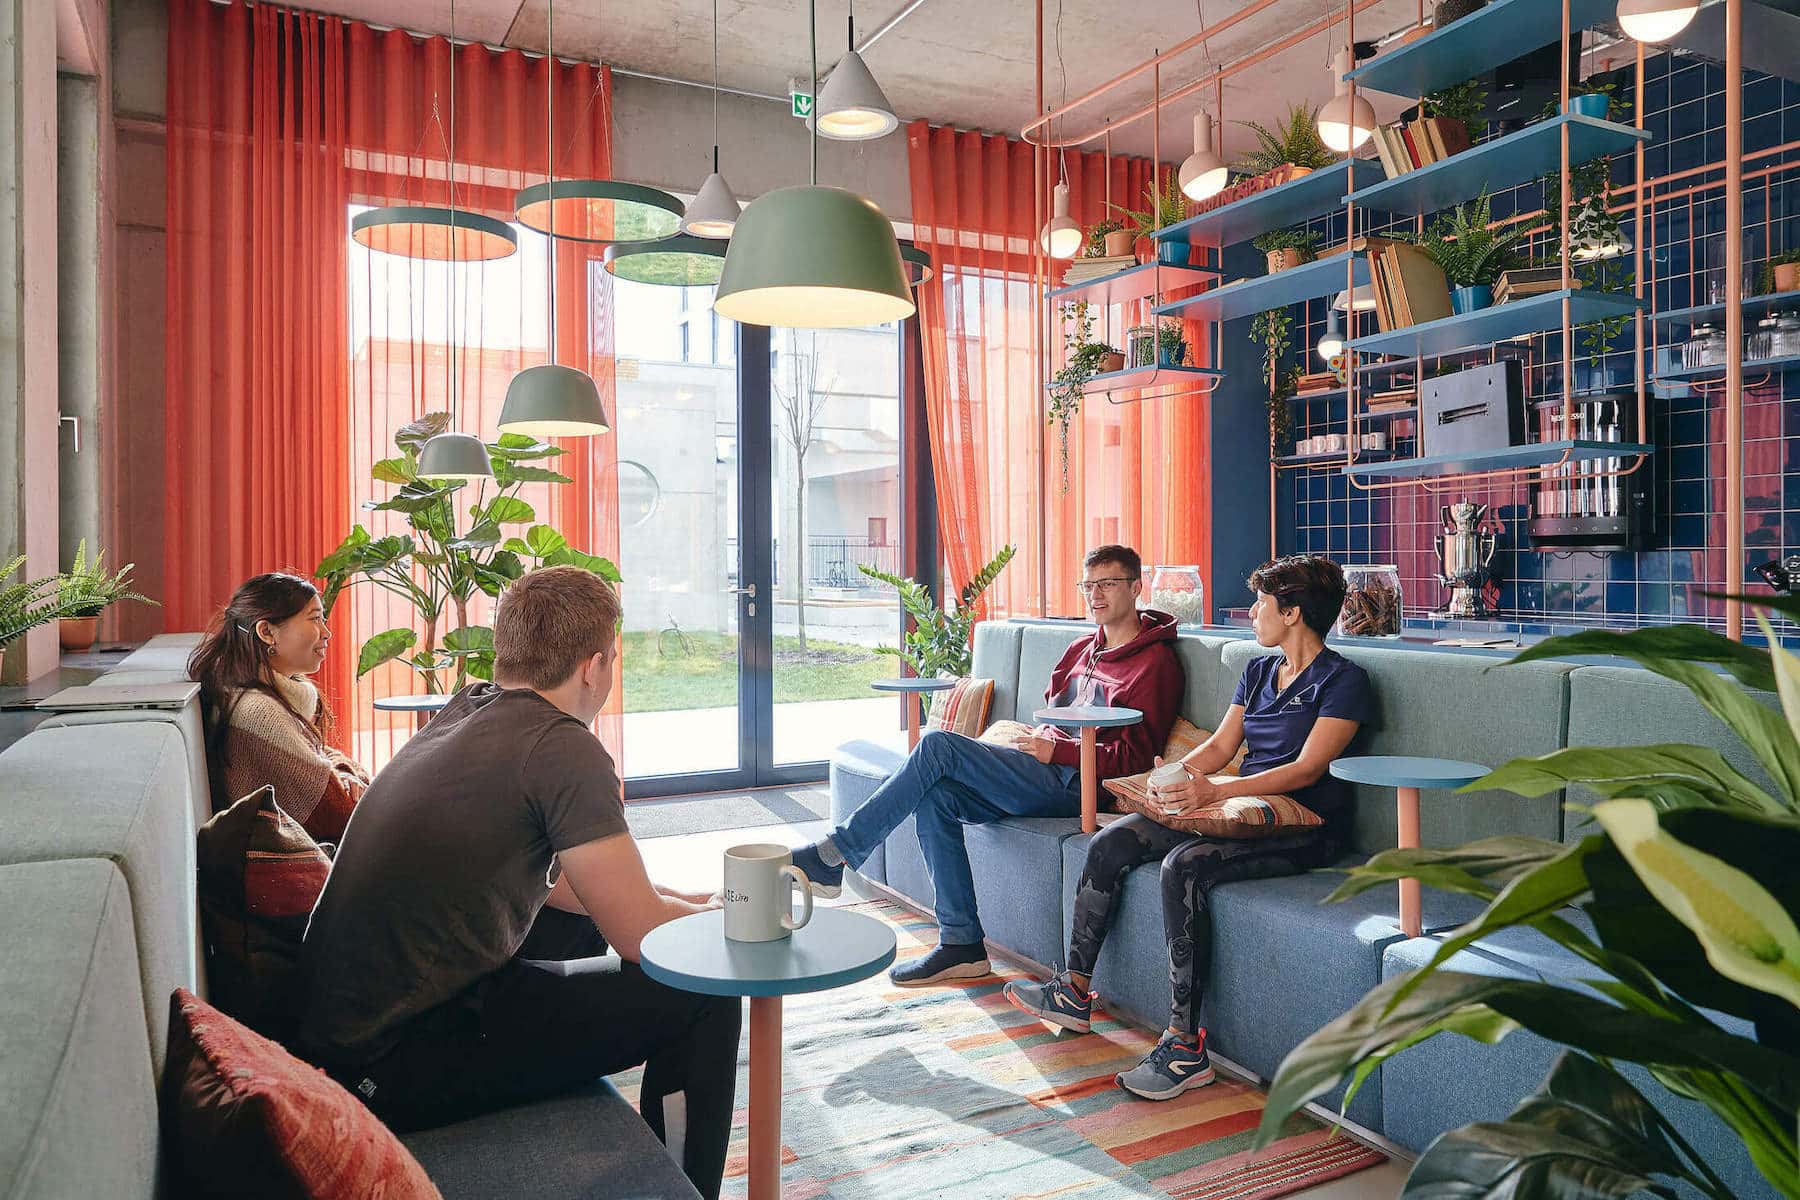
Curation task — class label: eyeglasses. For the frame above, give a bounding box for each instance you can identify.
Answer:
[1074,577,1134,596]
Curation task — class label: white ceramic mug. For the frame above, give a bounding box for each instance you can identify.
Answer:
[1148,760,1190,794]
[722,843,814,942]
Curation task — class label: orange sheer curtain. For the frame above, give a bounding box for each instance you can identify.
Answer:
[906,121,1212,621]
[164,0,621,763]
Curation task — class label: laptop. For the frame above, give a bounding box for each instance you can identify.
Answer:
[34,681,202,711]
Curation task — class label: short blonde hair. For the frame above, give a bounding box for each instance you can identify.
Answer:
[493,566,621,689]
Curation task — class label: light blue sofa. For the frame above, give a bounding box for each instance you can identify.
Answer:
[0,634,702,1200]
[829,619,1779,1197]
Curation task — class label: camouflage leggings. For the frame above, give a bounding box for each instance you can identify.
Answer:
[1065,814,1336,1035]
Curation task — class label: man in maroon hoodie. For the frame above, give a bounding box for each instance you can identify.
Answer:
[790,545,1184,985]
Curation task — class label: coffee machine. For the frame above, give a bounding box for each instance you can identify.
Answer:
[1436,500,1499,618]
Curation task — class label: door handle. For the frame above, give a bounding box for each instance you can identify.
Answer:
[727,584,757,599]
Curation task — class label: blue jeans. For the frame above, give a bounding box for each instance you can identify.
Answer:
[832,730,1081,946]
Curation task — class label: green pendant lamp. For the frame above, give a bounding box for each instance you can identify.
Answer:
[712,0,913,328]
[500,0,608,439]
[352,0,514,263]
[416,431,495,481]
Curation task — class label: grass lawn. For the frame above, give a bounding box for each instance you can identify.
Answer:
[620,630,898,713]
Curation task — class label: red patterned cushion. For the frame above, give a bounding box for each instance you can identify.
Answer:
[923,677,994,737]
[163,988,441,1199]
[1109,779,1325,837]
[196,785,331,1041]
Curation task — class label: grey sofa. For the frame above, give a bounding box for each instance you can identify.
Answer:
[0,633,700,1200]
[830,619,1778,1197]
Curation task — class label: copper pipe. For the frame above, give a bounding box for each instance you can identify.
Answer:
[1023,0,1387,149]
[1019,0,1284,140]
[1559,0,1573,442]
[1633,39,1646,496]
[1035,0,1047,616]
[1724,0,1744,640]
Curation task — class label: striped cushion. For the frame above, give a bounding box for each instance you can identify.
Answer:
[196,785,332,1041]
[1110,780,1324,838]
[924,677,994,737]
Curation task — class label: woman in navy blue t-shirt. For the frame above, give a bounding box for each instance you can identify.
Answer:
[1005,556,1373,1101]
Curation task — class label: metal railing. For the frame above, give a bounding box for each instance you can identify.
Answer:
[727,537,901,591]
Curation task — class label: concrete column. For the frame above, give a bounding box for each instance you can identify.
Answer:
[59,74,102,573]
[0,0,61,681]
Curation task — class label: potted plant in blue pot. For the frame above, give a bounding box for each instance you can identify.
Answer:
[1416,191,1525,314]
[1568,81,1614,120]
[1112,176,1193,267]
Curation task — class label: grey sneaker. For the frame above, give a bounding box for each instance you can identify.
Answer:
[1116,1030,1215,1100]
[1003,967,1093,1033]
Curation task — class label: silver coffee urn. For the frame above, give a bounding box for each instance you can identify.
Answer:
[1436,500,1498,618]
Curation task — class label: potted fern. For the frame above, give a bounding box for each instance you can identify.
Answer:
[1111,176,1192,266]
[1,557,73,679]
[1414,191,1525,313]
[1235,103,1338,183]
[56,540,156,652]
[1252,226,1321,274]
[857,544,1016,713]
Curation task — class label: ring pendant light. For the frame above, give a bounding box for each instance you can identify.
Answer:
[417,0,498,481]
[711,0,913,329]
[604,234,728,286]
[900,244,934,287]
[681,0,741,238]
[499,0,609,438]
[813,0,899,141]
[351,1,516,263]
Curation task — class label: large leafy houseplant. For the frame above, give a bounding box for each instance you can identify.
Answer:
[1256,597,1800,1199]
[1234,102,1338,177]
[858,545,1016,703]
[316,413,621,692]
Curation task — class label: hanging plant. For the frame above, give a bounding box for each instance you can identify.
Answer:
[1536,88,1636,380]
[1048,301,1113,492]
[1249,307,1298,454]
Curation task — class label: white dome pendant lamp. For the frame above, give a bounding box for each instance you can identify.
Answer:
[814,0,899,140]
[712,0,913,329]
[1617,0,1699,42]
[681,0,740,238]
[1317,47,1375,153]
[1179,111,1228,202]
[500,0,608,439]
[416,0,496,483]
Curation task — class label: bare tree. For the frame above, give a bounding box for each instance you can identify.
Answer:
[771,330,833,651]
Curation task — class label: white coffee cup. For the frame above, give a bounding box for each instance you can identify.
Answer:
[1148,760,1191,794]
[722,843,814,942]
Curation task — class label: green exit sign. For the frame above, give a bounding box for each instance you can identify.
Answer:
[791,92,814,119]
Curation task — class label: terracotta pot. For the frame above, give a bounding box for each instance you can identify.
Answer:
[1399,20,1435,43]
[1283,164,1313,183]
[1267,248,1306,274]
[1775,262,1800,293]
[1098,350,1126,373]
[1104,229,1136,258]
[59,616,98,653]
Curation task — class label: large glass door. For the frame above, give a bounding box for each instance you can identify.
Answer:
[613,280,905,796]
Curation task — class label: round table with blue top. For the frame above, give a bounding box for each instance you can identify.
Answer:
[1033,704,1144,834]
[1330,755,1488,938]
[870,675,956,749]
[639,906,897,1200]
[372,692,453,730]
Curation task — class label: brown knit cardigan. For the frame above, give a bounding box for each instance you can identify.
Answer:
[211,673,369,844]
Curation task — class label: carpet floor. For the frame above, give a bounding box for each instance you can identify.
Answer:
[615,900,1385,1199]
[625,786,832,840]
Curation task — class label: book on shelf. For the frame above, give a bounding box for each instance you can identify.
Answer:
[1367,388,1417,410]
[1371,124,1402,178]
[1059,255,1138,285]
[1368,241,1453,332]
[1494,268,1582,304]
[1371,118,1469,180]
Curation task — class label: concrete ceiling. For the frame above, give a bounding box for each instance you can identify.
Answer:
[290,0,1427,161]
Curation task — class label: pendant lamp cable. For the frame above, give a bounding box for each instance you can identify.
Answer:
[448,0,458,427]
[546,0,557,360]
[712,0,720,174]
[809,0,818,185]
[1054,0,1068,187]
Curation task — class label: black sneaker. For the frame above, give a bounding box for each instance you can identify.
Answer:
[789,842,844,899]
[888,940,991,987]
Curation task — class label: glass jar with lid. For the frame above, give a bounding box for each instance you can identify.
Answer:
[1337,564,1403,639]
[1146,565,1206,625]
[1773,311,1800,358]
[1126,324,1156,370]
[1749,314,1780,361]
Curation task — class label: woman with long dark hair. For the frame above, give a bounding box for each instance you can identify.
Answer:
[187,572,368,842]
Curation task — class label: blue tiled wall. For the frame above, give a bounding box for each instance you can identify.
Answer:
[1274,52,1799,632]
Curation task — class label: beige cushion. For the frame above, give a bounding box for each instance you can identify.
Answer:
[925,677,994,737]
[1110,780,1325,837]
[1102,719,1245,810]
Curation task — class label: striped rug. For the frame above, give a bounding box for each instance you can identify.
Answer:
[615,899,1385,1199]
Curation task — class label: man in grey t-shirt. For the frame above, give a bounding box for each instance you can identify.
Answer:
[300,567,739,1200]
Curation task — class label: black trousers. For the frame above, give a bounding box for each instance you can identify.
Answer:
[1065,814,1336,1036]
[337,908,742,1200]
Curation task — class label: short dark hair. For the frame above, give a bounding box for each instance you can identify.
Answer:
[1083,544,1142,580]
[1247,555,1346,637]
[494,566,622,688]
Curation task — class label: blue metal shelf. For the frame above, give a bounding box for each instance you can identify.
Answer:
[1345,0,1618,98]
[1343,439,1653,481]
[1653,352,1800,382]
[1649,289,1800,329]
[1153,254,1369,323]
[1047,261,1219,307]
[1044,362,1225,397]
[1348,290,1647,358]
[1154,160,1387,250]
[1345,115,1650,216]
